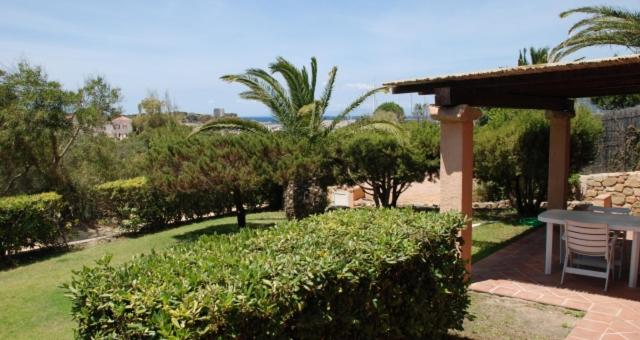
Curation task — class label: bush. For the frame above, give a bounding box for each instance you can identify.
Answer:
[0,192,67,256]
[95,177,228,231]
[333,129,432,207]
[474,106,602,215]
[147,132,279,228]
[66,209,469,339]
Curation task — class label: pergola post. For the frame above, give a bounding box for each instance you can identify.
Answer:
[430,105,482,274]
[546,110,574,210]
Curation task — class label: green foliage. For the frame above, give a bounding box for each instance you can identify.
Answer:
[0,192,67,256]
[94,177,227,231]
[591,94,640,110]
[570,105,604,173]
[148,132,280,227]
[132,112,180,134]
[197,57,391,220]
[517,47,549,66]
[474,107,602,215]
[333,122,438,207]
[137,90,176,115]
[66,208,469,338]
[0,62,121,194]
[373,101,405,122]
[550,6,640,61]
[412,103,428,121]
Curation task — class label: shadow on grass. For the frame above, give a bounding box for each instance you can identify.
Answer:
[173,220,280,242]
[472,225,541,263]
[0,212,286,271]
[473,209,522,226]
[0,246,73,271]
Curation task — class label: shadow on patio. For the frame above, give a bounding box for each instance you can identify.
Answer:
[470,227,640,339]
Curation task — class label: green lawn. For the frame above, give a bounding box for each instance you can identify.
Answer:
[0,212,285,340]
[0,209,534,340]
[472,210,539,262]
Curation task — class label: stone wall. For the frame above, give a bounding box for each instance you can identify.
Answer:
[580,171,640,214]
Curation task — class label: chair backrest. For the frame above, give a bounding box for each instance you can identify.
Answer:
[564,219,610,258]
[587,206,631,215]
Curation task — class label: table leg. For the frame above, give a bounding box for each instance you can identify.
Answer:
[629,231,639,288]
[545,222,553,275]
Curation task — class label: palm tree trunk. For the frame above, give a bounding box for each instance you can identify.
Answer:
[284,179,328,220]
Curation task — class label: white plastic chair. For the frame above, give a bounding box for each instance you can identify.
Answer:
[561,219,616,291]
[559,206,627,279]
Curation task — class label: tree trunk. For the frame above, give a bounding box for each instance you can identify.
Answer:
[233,190,246,228]
[284,179,328,220]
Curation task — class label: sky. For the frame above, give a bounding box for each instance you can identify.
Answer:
[1,0,638,116]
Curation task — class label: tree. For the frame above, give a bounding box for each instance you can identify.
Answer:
[517,47,549,65]
[590,94,640,110]
[411,103,428,121]
[550,6,640,62]
[333,122,438,207]
[0,62,120,197]
[550,6,640,109]
[373,102,405,122]
[148,131,278,227]
[194,57,387,220]
[474,106,602,216]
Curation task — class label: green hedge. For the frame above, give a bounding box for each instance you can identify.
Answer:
[66,209,469,338]
[0,192,67,256]
[95,177,229,231]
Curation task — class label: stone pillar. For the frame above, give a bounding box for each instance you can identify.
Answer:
[546,110,574,209]
[430,105,482,274]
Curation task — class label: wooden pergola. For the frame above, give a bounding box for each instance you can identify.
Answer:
[383,54,640,273]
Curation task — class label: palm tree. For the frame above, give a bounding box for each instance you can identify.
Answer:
[550,6,640,62]
[195,57,386,219]
[518,47,549,66]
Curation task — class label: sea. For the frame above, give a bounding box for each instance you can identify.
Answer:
[242,115,365,123]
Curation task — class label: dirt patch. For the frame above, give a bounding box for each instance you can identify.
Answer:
[450,292,584,340]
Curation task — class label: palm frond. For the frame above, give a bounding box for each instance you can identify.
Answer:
[318,66,337,118]
[335,118,408,142]
[269,57,312,110]
[551,5,640,61]
[327,87,388,133]
[189,117,269,137]
[310,57,318,98]
[221,72,293,128]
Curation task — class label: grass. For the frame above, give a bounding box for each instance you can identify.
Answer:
[472,209,540,262]
[449,292,583,340]
[0,209,537,339]
[0,211,285,340]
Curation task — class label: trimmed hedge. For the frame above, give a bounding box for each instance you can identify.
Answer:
[66,209,469,338]
[95,177,229,231]
[0,192,67,256]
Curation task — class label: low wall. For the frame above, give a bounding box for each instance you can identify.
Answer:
[580,171,640,214]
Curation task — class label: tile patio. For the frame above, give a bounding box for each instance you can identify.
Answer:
[470,227,640,339]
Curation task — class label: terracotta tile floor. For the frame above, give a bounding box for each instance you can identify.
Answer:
[470,227,640,340]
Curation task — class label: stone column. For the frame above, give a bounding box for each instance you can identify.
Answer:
[546,110,574,209]
[430,105,482,274]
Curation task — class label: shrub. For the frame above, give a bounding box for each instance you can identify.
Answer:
[94,177,228,231]
[474,106,602,215]
[147,132,279,228]
[66,209,469,339]
[0,192,67,256]
[333,130,431,207]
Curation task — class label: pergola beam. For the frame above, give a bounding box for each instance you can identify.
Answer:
[433,87,574,111]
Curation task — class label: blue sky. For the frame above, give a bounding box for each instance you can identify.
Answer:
[1,0,637,116]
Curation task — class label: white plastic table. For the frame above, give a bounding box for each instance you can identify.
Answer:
[538,209,640,288]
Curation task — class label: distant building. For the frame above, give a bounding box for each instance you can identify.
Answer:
[213,108,225,117]
[98,116,133,140]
